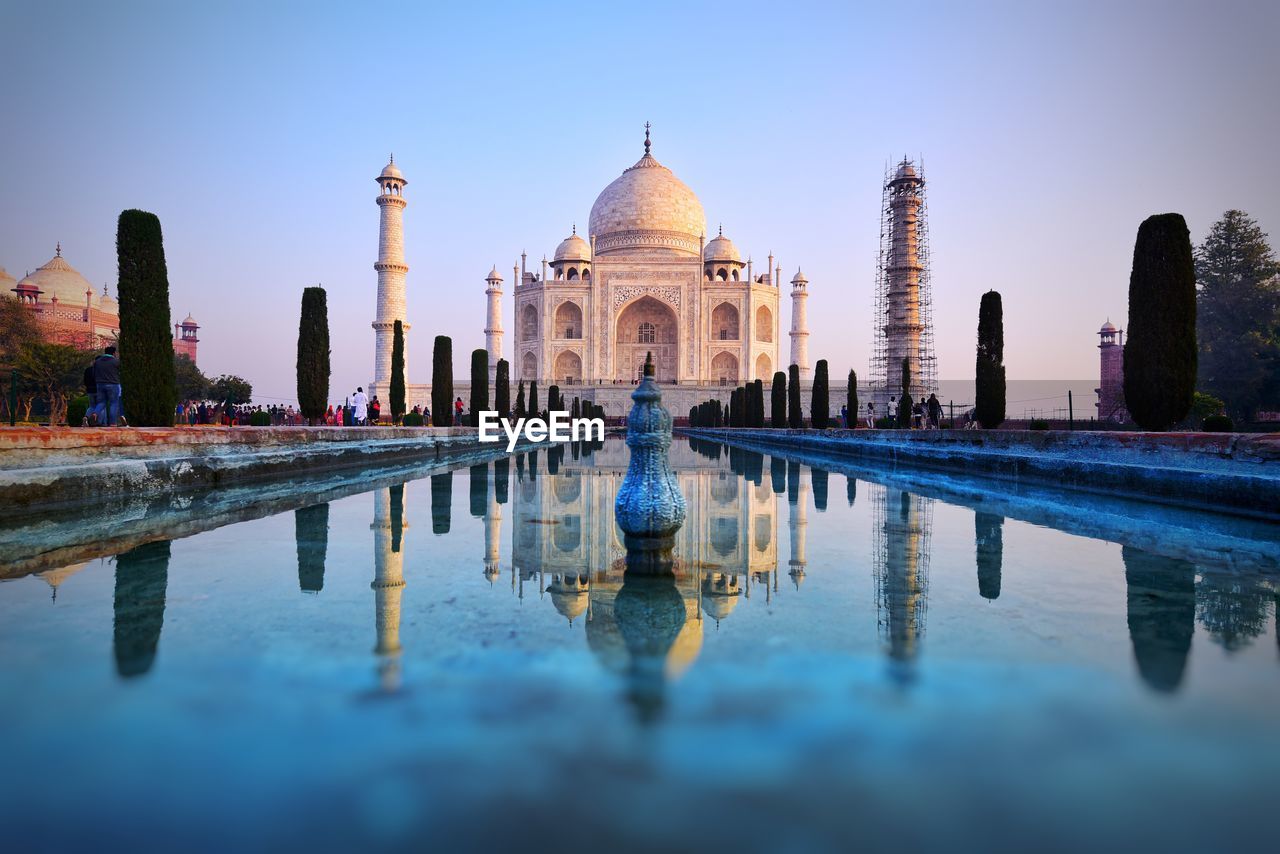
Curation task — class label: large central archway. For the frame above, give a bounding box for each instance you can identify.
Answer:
[614,296,679,382]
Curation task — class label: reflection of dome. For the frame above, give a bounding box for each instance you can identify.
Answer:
[588,133,707,256]
[548,576,589,624]
[553,231,591,262]
[701,574,742,625]
[20,248,101,307]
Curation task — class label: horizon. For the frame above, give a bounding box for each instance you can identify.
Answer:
[3,0,1276,404]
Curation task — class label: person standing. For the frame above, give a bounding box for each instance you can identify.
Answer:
[454,396,464,424]
[887,396,897,428]
[82,362,99,426]
[927,393,943,429]
[352,387,369,426]
[92,346,124,427]
[865,401,876,429]
[369,396,380,425]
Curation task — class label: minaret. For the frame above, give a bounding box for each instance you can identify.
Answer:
[789,269,810,379]
[372,156,409,400]
[485,266,504,383]
[483,485,502,584]
[788,466,809,589]
[1096,320,1126,421]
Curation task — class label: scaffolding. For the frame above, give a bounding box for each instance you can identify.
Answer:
[870,157,937,407]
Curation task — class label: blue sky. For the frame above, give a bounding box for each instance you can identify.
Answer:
[2,0,1277,402]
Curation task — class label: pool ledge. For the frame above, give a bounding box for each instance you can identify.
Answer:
[682,428,1280,520]
[0,426,542,517]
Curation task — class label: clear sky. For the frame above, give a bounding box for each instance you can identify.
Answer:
[2,0,1277,404]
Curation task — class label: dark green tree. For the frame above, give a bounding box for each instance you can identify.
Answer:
[470,348,489,425]
[388,320,405,424]
[897,358,914,428]
[210,374,252,405]
[751,379,765,427]
[295,286,330,423]
[495,359,511,418]
[1124,213,1197,430]
[515,379,526,418]
[847,370,858,428]
[771,371,787,427]
[975,290,1005,429]
[1195,210,1280,420]
[432,335,453,426]
[174,353,209,402]
[787,364,803,428]
[116,209,177,425]
[528,380,539,416]
[811,359,830,428]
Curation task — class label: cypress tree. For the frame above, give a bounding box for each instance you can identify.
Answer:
[296,285,330,424]
[1124,213,1197,430]
[772,371,787,428]
[389,320,405,424]
[470,348,489,425]
[529,380,539,416]
[975,290,1006,429]
[847,370,858,429]
[495,359,511,419]
[432,335,454,427]
[116,209,177,425]
[572,397,580,420]
[898,357,914,428]
[811,359,830,428]
[548,384,561,414]
[515,380,526,418]
[787,364,803,428]
[751,379,765,427]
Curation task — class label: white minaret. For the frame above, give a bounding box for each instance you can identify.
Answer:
[789,268,810,379]
[372,156,409,399]
[484,266,504,383]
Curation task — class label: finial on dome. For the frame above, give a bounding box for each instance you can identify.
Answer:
[572,223,576,235]
[644,121,651,155]
[718,224,722,237]
[389,152,394,164]
[56,242,61,257]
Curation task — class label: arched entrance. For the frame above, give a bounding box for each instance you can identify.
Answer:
[711,351,738,385]
[754,353,772,380]
[614,296,679,382]
[554,350,582,384]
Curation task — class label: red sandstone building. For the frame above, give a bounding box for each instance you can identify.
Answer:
[3,245,199,362]
[1096,319,1126,422]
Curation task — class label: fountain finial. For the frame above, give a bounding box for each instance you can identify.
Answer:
[614,351,686,560]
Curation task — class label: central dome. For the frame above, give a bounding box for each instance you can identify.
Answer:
[588,138,706,257]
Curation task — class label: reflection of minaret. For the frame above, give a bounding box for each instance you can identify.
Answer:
[1123,546,1193,694]
[295,503,329,593]
[974,512,1003,600]
[372,485,408,690]
[484,477,503,585]
[873,486,932,678]
[788,465,809,590]
[113,540,171,678]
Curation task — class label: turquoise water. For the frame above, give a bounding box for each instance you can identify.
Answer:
[1,437,1277,852]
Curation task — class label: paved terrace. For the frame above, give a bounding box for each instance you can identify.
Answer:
[682,428,1280,521]
[0,426,539,518]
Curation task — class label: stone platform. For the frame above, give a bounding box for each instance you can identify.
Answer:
[683,427,1280,520]
[0,426,540,518]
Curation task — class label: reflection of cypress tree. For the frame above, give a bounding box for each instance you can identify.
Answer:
[743,450,764,486]
[787,460,801,504]
[389,484,404,552]
[1196,569,1269,652]
[469,464,488,518]
[1123,546,1195,694]
[431,473,453,535]
[547,444,561,476]
[846,475,856,507]
[515,452,525,480]
[727,445,745,476]
[528,449,539,480]
[295,503,330,593]
[811,468,828,511]
[494,457,510,505]
[113,540,171,678]
[771,456,787,495]
[974,511,1003,600]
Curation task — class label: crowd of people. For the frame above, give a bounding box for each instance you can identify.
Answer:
[838,392,948,430]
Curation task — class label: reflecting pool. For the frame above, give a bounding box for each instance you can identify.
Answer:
[1,437,1278,852]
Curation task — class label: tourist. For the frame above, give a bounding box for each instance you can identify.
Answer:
[927,393,943,429]
[324,404,335,425]
[81,361,98,426]
[840,404,848,428]
[352,387,369,425]
[454,396,464,423]
[865,401,875,429]
[369,396,380,424]
[421,404,430,425]
[92,345,124,427]
[888,396,897,427]
[913,401,924,430]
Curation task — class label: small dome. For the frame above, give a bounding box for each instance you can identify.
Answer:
[181,313,198,326]
[895,159,917,179]
[0,266,15,288]
[703,231,741,263]
[554,232,592,263]
[791,268,808,285]
[378,158,405,183]
[486,265,502,282]
[1100,319,1118,333]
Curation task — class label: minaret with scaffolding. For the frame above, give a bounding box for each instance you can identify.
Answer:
[871,157,936,405]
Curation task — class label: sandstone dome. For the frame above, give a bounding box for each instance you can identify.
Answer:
[553,231,591,262]
[588,144,706,256]
[0,266,16,290]
[20,249,103,308]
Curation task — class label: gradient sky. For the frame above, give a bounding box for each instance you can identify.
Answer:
[3,0,1277,404]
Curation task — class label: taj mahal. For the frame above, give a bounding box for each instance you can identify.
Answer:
[370,127,815,415]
